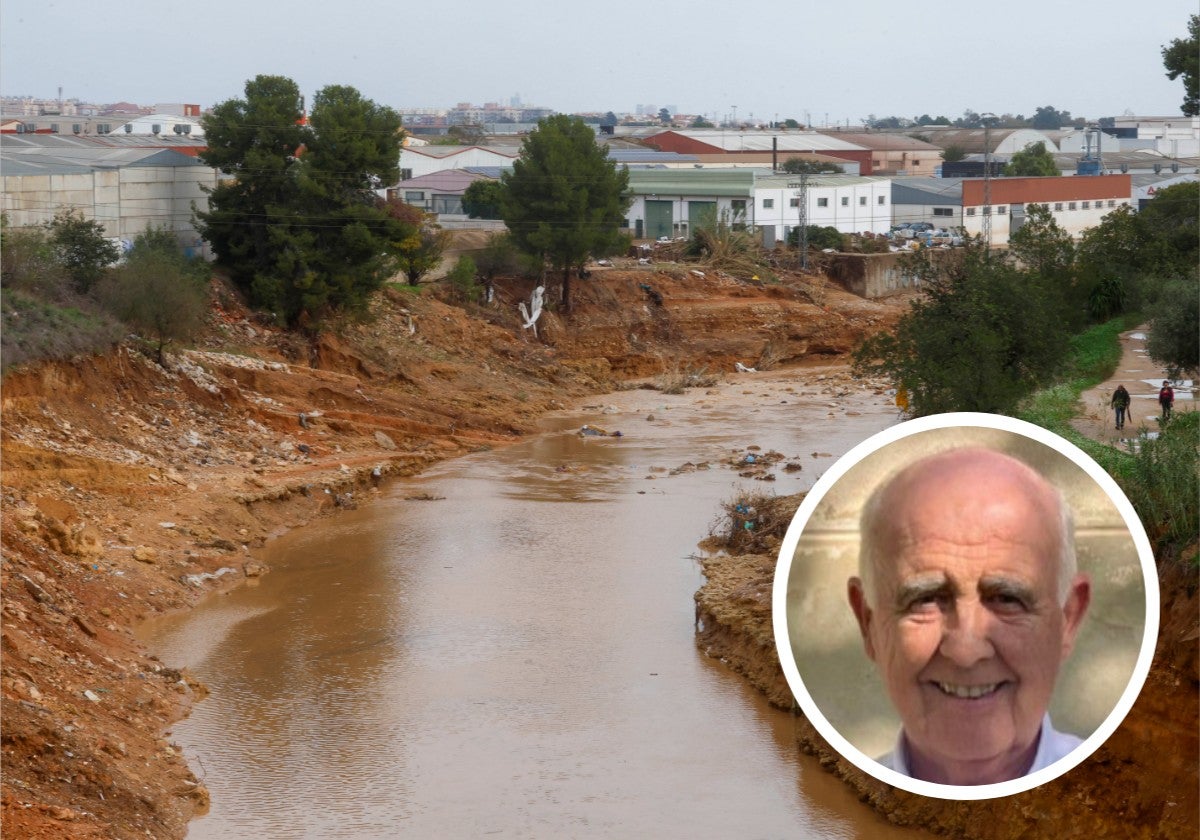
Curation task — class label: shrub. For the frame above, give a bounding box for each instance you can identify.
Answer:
[95,250,208,365]
[46,209,120,293]
[445,256,481,302]
[1120,412,1199,552]
[1,221,73,300]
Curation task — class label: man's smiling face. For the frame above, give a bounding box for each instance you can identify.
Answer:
[849,450,1090,785]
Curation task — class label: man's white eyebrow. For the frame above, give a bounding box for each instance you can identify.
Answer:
[978,576,1036,602]
[893,574,952,609]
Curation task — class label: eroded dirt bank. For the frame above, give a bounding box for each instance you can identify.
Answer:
[0,266,902,838]
[695,497,1199,839]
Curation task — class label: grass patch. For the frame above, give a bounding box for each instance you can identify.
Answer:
[1118,412,1199,551]
[1017,314,1197,557]
[1,290,124,374]
[1016,316,1132,435]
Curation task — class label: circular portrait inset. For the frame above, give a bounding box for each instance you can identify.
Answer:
[772,413,1157,800]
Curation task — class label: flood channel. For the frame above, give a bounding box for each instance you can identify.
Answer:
[143,368,929,839]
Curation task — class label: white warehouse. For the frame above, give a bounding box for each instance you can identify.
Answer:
[624,169,892,242]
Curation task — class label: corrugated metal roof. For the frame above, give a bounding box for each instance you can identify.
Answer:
[607,149,697,162]
[393,169,489,191]
[0,133,207,152]
[817,132,941,151]
[406,144,518,160]
[627,167,755,196]
[462,166,511,179]
[1,145,208,175]
[1,157,93,176]
[653,129,865,152]
[892,177,964,204]
[754,173,890,188]
[1132,172,1200,189]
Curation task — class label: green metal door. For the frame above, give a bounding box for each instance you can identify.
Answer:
[645,200,673,240]
[688,201,717,234]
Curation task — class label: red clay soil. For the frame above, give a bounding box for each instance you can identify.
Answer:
[1,263,906,838]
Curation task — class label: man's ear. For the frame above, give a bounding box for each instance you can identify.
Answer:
[1060,573,1091,660]
[848,577,877,661]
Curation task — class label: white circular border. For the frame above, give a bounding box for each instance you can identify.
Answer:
[771,412,1160,801]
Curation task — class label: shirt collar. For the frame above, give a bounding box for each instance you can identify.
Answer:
[890,714,1055,781]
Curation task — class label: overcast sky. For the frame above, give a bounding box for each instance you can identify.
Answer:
[1,0,1194,124]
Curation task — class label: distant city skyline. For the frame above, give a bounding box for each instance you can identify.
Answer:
[2,0,1195,124]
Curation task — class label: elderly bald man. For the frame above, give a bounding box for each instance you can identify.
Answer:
[847,447,1091,786]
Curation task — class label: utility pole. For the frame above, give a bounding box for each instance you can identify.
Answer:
[792,175,810,270]
[980,112,998,251]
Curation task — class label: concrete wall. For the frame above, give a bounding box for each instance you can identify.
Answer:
[1,163,219,251]
[827,251,922,298]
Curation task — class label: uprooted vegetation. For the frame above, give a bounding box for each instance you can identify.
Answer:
[709,489,801,557]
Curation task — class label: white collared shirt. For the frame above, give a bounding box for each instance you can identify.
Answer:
[876,714,1083,781]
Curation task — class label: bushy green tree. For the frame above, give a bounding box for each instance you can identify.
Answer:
[500,115,631,311]
[1003,142,1058,177]
[942,144,967,162]
[1031,106,1071,130]
[1076,205,1147,319]
[1076,183,1199,319]
[1145,272,1200,377]
[691,116,714,128]
[197,75,413,326]
[1162,14,1199,116]
[46,210,120,293]
[779,158,842,175]
[462,179,505,219]
[853,244,1071,415]
[1136,181,1199,273]
[1007,203,1075,286]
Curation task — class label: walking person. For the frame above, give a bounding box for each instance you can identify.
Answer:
[1111,385,1131,430]
[1158,380,1175,422]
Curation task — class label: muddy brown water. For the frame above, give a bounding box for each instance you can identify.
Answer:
[143,370,930,839]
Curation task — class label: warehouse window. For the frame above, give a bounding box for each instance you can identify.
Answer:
[1054,203,1064,211]
[841,196,849,206]
[859,196,867,206]
[878,196,886,205]
[1082,201,1090,209]
[966,208,976,216]
[763,198,774,209]
[789,197,800,207]
[817,197,829,207]
[1069,202,1077,210]
[933,208,953,216]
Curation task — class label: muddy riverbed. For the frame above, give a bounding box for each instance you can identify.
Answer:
[142,368,930,839]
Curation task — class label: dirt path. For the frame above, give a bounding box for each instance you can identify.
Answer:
[1071,325,1195,444]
